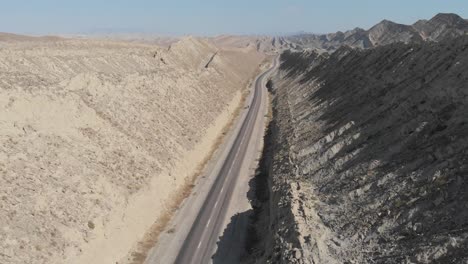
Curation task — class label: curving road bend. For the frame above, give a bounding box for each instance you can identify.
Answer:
[145,57,278,264]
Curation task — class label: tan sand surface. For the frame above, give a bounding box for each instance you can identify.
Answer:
[0,35,264,264]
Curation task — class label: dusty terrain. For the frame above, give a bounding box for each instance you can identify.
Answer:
[0,35,264,264]
[72,34,181,47]
[248,36,468,263]
[210,35,293,53]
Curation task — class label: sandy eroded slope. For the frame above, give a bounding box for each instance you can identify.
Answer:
[0,36,264,264]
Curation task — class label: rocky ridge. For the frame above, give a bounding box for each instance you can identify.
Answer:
[286,13,468,51]
[249,36,468,263]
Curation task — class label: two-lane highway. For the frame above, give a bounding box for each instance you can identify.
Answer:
[145,58,277,264]
[175,59,277,264]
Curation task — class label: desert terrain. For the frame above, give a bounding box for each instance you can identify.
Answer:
[0,34,264,264]
[2,9,468,264]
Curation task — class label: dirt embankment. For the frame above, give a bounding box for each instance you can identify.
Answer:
[0,36,264,264]
[249,37,468,263]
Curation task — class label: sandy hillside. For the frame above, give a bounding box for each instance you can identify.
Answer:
[210,35,290,53]
[72,34,181,47]
[0,35,264,264]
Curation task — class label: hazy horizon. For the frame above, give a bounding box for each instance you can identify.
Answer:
[1,0,468,36]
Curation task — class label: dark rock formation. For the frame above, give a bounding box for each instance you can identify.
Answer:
[249,36,468,263]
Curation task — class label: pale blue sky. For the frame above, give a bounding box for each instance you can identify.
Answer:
[1,1,467,35]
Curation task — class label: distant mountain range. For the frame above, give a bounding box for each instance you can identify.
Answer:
[73,14,468,53]
[285,13,468,52]
[1,13,466,54]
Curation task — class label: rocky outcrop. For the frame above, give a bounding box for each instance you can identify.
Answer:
[367,20,423,46]
[287,28,372,52]
[414,13,468,41]
[250,36,468,263]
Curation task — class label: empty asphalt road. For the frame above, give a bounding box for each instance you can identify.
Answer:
[175,59,277,264]
[145,58,278,264]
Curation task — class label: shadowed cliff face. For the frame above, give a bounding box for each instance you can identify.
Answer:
[250,36,468,263]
